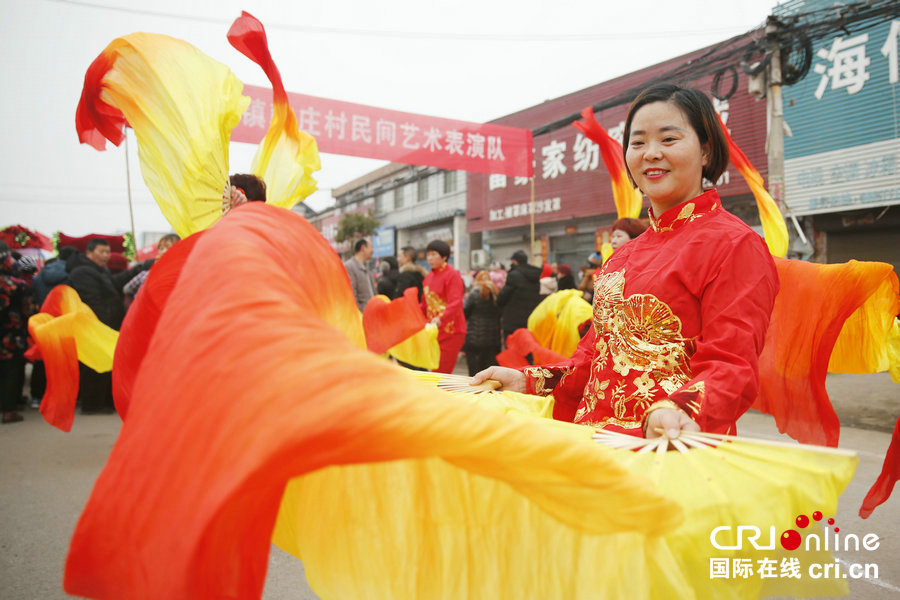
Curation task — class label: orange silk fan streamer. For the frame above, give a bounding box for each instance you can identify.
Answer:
[363,287,427,355]
[572,107,643,219]
[112,233,205,418]
[64,203,677,600]
[755,258,900,447]
[497,328,568,368]
[27,286,119,432]
[75,33,249,238]
[859,417,900,518]
[716,114,789,258]
[227,12,320,208]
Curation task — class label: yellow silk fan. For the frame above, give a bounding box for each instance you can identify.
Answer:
[273,375,857,600]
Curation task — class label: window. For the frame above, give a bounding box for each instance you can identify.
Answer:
[443,170,458,194]
[374,193,384,215]
[394,186,405,209]
[417,177,429,203]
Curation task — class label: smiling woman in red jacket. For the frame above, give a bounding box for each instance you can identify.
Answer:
[473,83,779,441]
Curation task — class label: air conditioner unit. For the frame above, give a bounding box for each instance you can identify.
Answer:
[470,249,489,268]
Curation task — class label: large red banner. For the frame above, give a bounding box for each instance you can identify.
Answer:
[231,85,533,177]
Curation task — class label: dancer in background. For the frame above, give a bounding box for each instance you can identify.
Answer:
[421,240,466,373]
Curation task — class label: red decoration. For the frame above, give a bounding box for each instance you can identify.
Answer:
[0,225,53,250]
[57,233,126,254]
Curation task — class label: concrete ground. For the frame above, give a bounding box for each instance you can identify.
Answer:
[1,362,897,600]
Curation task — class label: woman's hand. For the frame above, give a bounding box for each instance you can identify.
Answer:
[643,408,700,439]
[470,366,526,393]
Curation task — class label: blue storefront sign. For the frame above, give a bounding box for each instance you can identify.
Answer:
[777,0,900,215]
[372,225,395,258]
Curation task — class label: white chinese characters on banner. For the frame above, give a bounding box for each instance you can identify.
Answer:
[541,141,567,179]
[352,115,372,143]
[325,110,346,139]
[487,136,505,161]
[513,176,529,186]
[376,120,396,146]
[813,33,871,99]
[445,130,465,155]
[607,121,626,146]
[299,107,321,136]
[243,98,268,128]
[467,133,486,158]
[572,133,600,172]
[489,175,507,191]
[882,20,900,85]
[237,99,518,166]
[423,127,442,152]
[489,197,562,221]
[400,123,420,149]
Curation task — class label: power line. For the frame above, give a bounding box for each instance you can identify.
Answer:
[45,0,762,42]
[532,0,898,137]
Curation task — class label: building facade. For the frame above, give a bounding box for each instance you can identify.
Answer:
[321,162,469,268]
[775,0,900,273]
[466,36,771,270]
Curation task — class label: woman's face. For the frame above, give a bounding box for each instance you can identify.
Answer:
[426,250,446,270]
[157,239,174,256]
[610,229,632,250]
[625,101,708,215]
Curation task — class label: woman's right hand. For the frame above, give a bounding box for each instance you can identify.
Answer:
[470,366,526,393]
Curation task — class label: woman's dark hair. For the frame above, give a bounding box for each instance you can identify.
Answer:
[381,255,398,270]
[157,234,180,248]
[426,239,451,259]
[229,173,267,202]
[611,218,649,239]
[622,83,729,186]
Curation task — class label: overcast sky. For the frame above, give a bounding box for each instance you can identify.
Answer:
[1,0,781,241]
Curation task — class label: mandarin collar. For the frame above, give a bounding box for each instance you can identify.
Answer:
[648,189,722,233]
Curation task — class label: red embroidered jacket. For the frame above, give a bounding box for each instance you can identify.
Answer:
[421,263,466,340]
[523,190,779,435]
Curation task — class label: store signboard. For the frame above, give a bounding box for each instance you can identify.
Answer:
[784,138,900,215]
[466,74,766,233]
[372,225,395,258]
[778,7,900,215]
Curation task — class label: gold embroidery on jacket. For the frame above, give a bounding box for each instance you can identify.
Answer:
[523,366,569,396]
[423,287,446,321]
[577,269,695,426]
[650,200,719,232]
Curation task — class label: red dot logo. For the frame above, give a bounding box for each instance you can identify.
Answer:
[812,511,823,521]
[796,514,810,528]
[834,527,840,533]
[828,518,835,525]
[781,529,802,551]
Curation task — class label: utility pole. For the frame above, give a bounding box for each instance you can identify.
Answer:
[766,16,786,210]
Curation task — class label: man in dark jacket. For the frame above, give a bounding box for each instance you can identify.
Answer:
[67,239,152,413]
[496,250,542,343]
[67,239,151,330]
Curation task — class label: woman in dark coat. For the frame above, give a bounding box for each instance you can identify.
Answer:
[556,263,577,290]
[463,271,502,376]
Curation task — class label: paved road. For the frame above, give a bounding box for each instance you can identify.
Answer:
[1,370,897,599]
